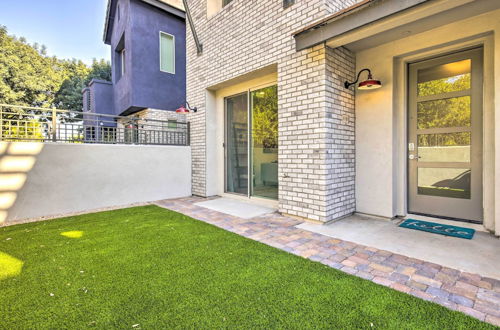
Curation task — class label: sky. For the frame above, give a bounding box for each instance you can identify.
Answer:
[0,0,111,65]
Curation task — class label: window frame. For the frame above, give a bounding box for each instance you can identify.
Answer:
[120,49,126,77]
[115,33,126,81]
[159,31,176,74]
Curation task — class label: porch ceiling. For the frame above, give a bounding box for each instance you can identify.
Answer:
[294,0,500,53]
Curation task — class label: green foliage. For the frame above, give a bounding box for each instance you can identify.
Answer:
[252,86,278,149]
[0,25,61,107]
[417,73,471,146]
[418,73,470,97]
[0,113,44,141]
[0,206,492,328]
[0,25,111,111]
[55,59,112,111]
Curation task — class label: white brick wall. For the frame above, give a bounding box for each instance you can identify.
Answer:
[324,47,356,219]
[325,0,352,14]
[187,0,359,221]
[132,108,187,123]
[117,109,188,145]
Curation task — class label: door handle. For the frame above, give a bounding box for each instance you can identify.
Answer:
[409,154,421,160]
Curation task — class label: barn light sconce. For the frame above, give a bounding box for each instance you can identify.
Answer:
[344,68,382,90]
[176,102,198,113]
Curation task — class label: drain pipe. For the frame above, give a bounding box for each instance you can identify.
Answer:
[182,0,203,55]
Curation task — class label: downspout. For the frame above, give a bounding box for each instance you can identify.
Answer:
[182,0,203,55]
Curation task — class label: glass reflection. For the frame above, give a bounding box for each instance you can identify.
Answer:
[251,86,278,200]
[417,168,471,199]
[418,132,470,162]
[418,59,471,96]
[417,96,470,129]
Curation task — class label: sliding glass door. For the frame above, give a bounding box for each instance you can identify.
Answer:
[224,85,278,200]
[225,93,249,195]
[250,86,278,199]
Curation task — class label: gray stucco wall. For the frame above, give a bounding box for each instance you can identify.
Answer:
[110,0,133,115]
[108,0,186,115]
[130,0,186,112]
[0,142,191,224]
[82,87,90,111]
[90,80,114,117]
[83,80,116,137]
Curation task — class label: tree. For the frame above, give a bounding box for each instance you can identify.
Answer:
[89,59,112,82]
[53,59,90,111]
[0,26,111,141]
[0,25,111,111]
[54,59,111,111]
[0,26,66,107]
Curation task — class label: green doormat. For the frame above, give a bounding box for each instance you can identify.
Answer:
[399,219,475,239]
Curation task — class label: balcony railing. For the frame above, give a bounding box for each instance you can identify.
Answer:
[0,104,190,146]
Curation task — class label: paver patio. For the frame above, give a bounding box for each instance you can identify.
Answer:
[156,197,500,326]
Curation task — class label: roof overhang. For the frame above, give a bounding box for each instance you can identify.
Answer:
[293,0,500,52]
[103,0,185,45]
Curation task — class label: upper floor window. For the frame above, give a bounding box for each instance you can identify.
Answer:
[160,32,175,74]
[115,34,126,80]
[207,0,233,18]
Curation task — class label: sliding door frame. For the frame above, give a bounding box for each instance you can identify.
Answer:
[223,82,278,199]
[224,91,249,197]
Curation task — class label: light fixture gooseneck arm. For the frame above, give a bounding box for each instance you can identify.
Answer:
[186,101,197,113]
[182,0,203,55]
[344,68,372,89]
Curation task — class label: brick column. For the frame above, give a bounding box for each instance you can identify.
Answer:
[324,47,356,220]
[278,45,355,222]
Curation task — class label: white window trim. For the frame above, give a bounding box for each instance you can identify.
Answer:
[159,31,175,74]
[120,49,126,77]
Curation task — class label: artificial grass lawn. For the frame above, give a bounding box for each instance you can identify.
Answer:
[0,206,493,329]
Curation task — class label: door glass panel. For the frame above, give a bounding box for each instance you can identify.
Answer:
[417,132,470,162]
[225,94,248,195]
[251,85,278,200]
[417,168,471,199]
[417,59,471,96]
[417,96,470,129]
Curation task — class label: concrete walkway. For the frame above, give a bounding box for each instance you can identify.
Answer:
[194,197,276,219]
[155,197,500,326]
[297,214,500,280]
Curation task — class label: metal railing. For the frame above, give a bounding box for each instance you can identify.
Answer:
[0,104,190,146]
